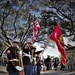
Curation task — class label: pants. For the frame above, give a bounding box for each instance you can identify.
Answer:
[32,65,37,75]
[69,63,74,71]
[24,64,33,75]
[45,62,50,70]
[8,72,19,75]
[37,65,41,75]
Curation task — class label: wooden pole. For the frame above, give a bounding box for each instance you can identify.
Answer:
[18,49,24,75]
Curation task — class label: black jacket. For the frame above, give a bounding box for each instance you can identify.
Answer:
[6,46,19,72]
[23,49,30,65]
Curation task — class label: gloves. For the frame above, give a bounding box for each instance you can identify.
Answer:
[17,45,19,49]
[15,66,23,71]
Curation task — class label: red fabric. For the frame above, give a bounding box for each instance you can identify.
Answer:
[32,17,40,44]
[50,23,66,66]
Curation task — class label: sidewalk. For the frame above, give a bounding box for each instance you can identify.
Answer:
[0,66,7,73]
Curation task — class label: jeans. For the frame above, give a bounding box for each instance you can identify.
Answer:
[37,65,41,75]
[32,65,37,75]
[24,64,33,75]
[46,62,50,70]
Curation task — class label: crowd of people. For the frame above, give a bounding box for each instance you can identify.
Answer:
[44,55,75,71]
[0,40,75,75]
[6,40,42,75]
[44,56,59,71]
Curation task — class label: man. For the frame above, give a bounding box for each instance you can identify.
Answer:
[69,54,74,71]
[45,55,51,70]
[6,40,20,75]
[36,54,41,75]
[23,42,33,75]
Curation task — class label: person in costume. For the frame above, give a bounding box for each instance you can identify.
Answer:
[6,40,21,75]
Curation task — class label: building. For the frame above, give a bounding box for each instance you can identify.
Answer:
[66,45,75,59]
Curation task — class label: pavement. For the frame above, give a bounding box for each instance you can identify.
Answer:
[0,66,47,74]
[0,66,47,73]
[0,66,7,74]
[0,65,75,75]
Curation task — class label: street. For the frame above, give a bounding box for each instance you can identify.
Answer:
[0,66,75,75]
[0,71,7,75]
[0,70,75,75]
[41,70,75,75]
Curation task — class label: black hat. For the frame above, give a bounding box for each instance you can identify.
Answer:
[34,50,43,54]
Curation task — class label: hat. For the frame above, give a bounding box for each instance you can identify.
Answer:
[12,38,20,44]
[12,41,19,44]
[26,41,32,44]
[34,50,43,54]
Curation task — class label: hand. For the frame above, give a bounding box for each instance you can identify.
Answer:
[19,50,22,55]
[17,45,19,49]
[9,59,13,62]
[15,66,23,71]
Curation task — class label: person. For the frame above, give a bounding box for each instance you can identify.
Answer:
[54,58,59,70]
[23,42,33,75]
[6,40,20,75]
[45,55,51,70]
[66,59,70,70]
[32,47,37,75]
[36,54,41,75]
[60,59,65,70]
[74,58,75,70]
[0,57,3,66]
[69,54,74,71]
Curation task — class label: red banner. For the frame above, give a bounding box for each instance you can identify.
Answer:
[50,23,66,66]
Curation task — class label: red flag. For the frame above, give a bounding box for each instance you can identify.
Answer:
[32,16,40,43]
[50,23,66,66]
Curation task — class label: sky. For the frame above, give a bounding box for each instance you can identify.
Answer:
[33,42,60,58]
[33,37,75,58]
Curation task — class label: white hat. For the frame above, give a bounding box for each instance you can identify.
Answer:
[12,38,20,44]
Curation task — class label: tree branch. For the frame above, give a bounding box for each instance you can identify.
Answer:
[12,2,25,39]
[22,13,31,44]
[42,2,75,35]
[0,6,12,45]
